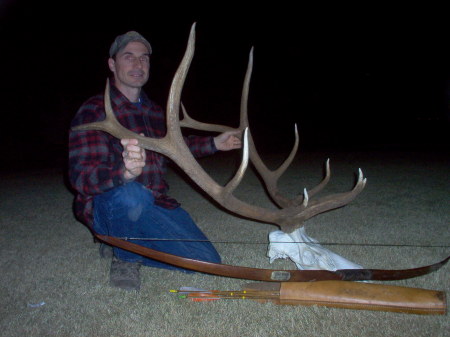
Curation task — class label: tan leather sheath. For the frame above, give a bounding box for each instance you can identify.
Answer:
[279,281,446,315]
[244,281,446,315]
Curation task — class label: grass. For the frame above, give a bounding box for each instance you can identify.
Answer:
[0,150,448,336]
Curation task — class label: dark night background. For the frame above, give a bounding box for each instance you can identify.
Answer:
[1,2,449,172]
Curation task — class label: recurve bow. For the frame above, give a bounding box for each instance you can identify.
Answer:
[97,234,449,282]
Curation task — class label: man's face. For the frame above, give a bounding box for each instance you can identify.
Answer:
[108,41,150,90]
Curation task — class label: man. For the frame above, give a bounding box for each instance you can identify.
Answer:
[69,31,241,291]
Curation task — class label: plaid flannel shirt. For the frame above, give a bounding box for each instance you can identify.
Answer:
[68,83,217,227]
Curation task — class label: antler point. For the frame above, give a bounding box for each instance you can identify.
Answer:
[302,188,309,207]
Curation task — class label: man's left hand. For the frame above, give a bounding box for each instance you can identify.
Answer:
[214,131,242,151]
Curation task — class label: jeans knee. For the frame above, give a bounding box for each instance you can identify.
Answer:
[119,182,152,204]
[106,182,153,222]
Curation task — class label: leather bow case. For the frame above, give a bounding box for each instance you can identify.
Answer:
[244,281,446,315]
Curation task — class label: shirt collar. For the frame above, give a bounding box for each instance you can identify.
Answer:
[108,78,150,112]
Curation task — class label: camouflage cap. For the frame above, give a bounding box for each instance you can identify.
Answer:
[109,31,152,57]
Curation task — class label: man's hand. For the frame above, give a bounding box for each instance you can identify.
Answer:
[214,131,242,151]
[121,137,146,181]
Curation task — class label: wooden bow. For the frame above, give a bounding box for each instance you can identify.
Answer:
[96,233,449,282]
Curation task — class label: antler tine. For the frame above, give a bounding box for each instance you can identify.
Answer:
[239,47,252,130]
[308,158,331,196]
[180,103,234,132]
[278,170,367,233]
[281,158,332,207]
[72,79,131,137]
[166,23,196,140]
[299,169,366,219]
[309,168,366,208]
[225,128,250,193]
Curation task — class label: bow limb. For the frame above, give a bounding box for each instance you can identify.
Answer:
[96,234,449,282]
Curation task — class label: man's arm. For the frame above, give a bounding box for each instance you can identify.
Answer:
[69,128,126,195]
[68,99,131,195]
[184,131,242,159]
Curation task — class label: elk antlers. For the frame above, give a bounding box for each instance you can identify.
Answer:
[72,23,366,233]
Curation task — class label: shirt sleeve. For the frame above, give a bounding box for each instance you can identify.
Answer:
[184,135,218,158]
[68,105,127,196]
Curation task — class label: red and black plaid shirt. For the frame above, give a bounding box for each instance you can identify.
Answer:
[68,82,217,227]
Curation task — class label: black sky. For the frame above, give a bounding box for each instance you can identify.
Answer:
[1,2,449,169]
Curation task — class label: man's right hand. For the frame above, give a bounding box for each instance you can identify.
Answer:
[121,138,146,181]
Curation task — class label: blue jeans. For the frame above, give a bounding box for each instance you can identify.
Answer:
[93,182,221,272]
